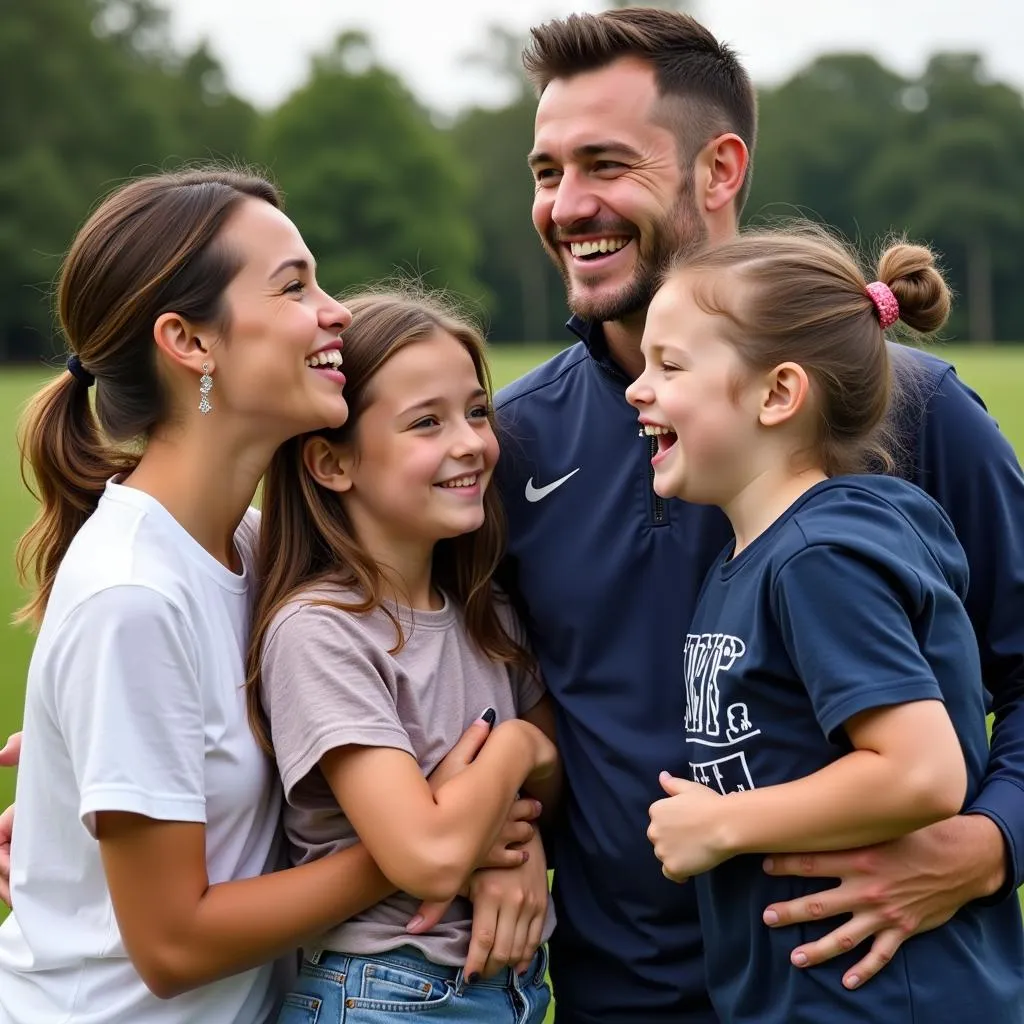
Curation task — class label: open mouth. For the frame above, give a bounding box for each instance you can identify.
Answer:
[305,348,343,371]
[566,237,633,264]
[643,423,678,458]
[435,473,481,491]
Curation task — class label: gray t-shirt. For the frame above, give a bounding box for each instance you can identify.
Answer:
[259,584,554,965]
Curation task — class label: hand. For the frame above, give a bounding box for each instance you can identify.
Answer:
[648,772,731,882]
[761,814,1006,990]
[478,798,541,870]
[463,832,549,979]
[0,801,12,907]
[0,733,21,768]
[0,732,20,907]
[430,717,540,869]
[427,711,496,793]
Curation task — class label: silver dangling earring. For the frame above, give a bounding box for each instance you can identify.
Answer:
[199,362,213,415]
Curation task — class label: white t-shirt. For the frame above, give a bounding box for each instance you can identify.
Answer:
[0,481,283,1024]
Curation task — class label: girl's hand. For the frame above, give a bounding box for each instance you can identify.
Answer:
[464,831,550,979]
[427,711,497,792]
[427,715,540,866]
[479,798,542,869]
[648,772,731,882]
[405,796,542,935]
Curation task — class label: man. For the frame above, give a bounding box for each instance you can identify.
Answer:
[495,8,1024,1023]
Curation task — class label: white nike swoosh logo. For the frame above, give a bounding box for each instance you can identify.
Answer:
[524,468,581,502]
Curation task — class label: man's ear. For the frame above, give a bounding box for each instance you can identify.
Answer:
[759,362,811,428]
[153,312,215,376]
[696,133,749,215]
[303,435,354,494]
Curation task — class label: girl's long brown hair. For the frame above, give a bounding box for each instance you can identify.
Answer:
[246,287,532,753]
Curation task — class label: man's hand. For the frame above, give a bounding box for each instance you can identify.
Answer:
[462,831,549,979]
[0,731,21,906]
[762,814,1006,990]
[648,772,730,882]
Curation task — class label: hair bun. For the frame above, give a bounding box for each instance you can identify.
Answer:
[875,241,951,334]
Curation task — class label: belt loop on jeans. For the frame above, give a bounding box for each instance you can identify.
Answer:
[308,949,323,966]
[453,966,468,997]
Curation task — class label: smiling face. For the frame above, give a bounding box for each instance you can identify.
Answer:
[334,328,500,559]
[529,57,708,325]
[208,198,353,439]
[626,271,763,505]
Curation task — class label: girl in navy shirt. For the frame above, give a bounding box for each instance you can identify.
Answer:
[626,225,1024,1023]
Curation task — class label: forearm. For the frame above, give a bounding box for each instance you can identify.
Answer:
[719,750,965,857]
[152,842,392,996]
[407,725,542,894]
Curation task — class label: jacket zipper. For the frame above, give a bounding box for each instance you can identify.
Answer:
[648,434,666,524]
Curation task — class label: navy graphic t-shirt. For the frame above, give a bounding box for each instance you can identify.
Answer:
[687,475,1024,1023]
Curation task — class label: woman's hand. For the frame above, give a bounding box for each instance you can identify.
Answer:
[0,731,22,906]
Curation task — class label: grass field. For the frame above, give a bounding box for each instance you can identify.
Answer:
[0,341,1021,990]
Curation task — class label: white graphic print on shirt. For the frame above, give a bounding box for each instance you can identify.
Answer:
[684,632,758,793]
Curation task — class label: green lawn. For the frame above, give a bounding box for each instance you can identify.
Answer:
[0,343,1021,1009]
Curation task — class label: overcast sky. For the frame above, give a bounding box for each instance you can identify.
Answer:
[163,0,1024,115]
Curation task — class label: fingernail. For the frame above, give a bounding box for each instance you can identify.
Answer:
[533,799,543,816]
[792,952,808,967]
[763,857,774,872]
[406,915,424,932]
[763,909,779,925]
[479,707,496,726]
[521,850,530,863]
[468,972,480,984]
[845,974,860,990]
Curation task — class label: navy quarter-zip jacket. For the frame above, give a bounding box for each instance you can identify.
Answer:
[495,317,1024,1024]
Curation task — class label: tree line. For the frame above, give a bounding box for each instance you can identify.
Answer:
[2,0,1023,358]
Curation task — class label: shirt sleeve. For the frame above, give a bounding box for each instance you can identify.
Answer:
[51,585,207,838]
[771,543,944,743]
[912,364,1024,896]
[259,603,415,799]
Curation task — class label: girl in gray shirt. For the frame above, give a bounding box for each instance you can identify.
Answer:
[246,289,559,1024]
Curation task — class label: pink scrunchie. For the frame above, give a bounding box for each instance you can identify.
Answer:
[865,281,900,329]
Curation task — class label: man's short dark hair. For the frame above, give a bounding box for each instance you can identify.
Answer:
[523,7,758,211]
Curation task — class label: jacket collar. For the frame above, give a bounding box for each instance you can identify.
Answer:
[566,314,631,385]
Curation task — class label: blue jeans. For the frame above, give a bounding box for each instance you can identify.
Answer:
[274,944,551,1024]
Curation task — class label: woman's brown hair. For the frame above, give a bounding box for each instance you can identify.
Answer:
[669,223,951,475]
[246,286,532,753]
[16,168,280,626]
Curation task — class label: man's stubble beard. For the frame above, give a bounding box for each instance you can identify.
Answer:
[546,181,708,325]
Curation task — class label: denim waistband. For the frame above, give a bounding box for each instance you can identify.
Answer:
[307,942,547,995]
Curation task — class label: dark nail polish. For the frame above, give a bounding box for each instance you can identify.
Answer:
[480,707,496,726]
[468,972,480,984]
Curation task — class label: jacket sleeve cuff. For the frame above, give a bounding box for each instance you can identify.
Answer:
[967,777,1024,903]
